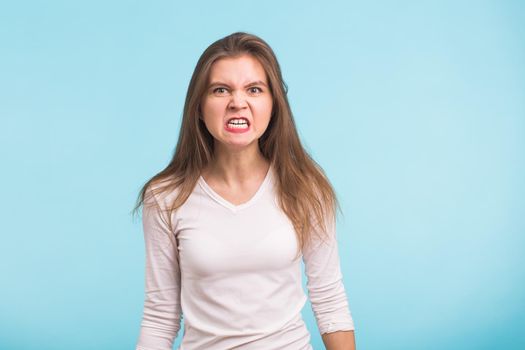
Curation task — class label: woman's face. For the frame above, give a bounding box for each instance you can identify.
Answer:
[200,54,273,154]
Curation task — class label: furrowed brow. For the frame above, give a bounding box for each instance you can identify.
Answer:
[208,81,229,89]
[245,80,268,87]
[208,80,268,88]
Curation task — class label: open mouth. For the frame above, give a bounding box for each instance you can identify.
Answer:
[226,117,250,129]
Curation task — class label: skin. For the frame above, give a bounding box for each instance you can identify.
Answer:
[200,54,357,350]
[322,330,356,350]
[200,54,273,202]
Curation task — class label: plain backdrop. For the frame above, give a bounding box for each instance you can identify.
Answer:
[1,1,524,349]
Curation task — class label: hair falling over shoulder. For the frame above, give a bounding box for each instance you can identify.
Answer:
[131,31,342,260]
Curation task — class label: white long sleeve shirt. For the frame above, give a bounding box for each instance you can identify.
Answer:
[136,164,354,350]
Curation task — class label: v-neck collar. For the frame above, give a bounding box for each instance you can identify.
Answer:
[198,163,273,213]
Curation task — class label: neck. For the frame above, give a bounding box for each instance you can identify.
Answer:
[203,144,270,185]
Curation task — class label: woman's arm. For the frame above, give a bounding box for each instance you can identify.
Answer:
[302,214,356,349]
[136,187,182,350]
[322,330,356,350]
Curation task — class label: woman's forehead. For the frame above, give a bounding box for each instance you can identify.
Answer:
[208,55,268,84]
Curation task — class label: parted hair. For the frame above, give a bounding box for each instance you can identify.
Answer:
[131,31,341,259]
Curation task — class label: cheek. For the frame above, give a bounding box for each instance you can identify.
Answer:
[202,99,223,119]
[253,97,273,117]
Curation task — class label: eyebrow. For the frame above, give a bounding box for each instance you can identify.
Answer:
[208,80,268,89]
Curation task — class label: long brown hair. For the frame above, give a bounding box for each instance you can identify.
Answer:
[131,31,342,259]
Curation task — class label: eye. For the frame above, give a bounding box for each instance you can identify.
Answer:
[213,87,228,94]
[248,87,263,94]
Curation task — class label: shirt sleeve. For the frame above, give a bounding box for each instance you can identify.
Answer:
[136,187,182,350]
[302,214,355,335]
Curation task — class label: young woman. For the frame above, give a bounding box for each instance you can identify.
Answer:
[133,32,356,350]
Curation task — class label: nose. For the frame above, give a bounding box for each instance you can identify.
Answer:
[228,91,248,110]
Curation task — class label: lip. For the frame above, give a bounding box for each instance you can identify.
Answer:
[225,116,250,126]
[224,116,250,133]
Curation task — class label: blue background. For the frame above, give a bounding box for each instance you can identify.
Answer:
[1,1,524,349]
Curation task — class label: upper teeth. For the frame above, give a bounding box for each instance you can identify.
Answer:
[228,119,247,125]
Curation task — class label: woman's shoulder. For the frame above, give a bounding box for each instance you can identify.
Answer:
[145,177,183,211]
